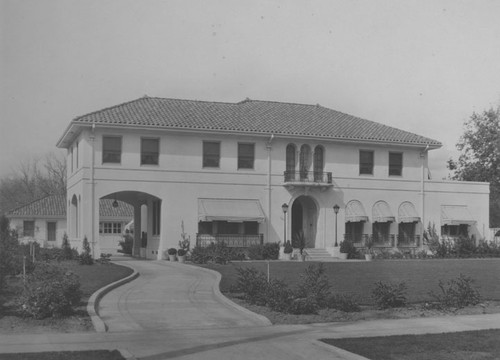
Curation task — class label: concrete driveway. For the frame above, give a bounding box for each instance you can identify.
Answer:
[98,259,271,332]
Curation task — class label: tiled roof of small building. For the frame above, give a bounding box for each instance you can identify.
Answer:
[70,97,442,146]
[7,194,133,218]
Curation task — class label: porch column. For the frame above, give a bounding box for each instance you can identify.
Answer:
[133,204,142,257]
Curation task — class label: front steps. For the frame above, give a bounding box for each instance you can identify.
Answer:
[304,248,344,262]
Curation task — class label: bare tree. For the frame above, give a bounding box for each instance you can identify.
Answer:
[0,151,67,214]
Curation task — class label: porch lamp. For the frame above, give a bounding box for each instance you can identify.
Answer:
[282,203,289,244]
[333,204,340,247]
[112,199,119,208]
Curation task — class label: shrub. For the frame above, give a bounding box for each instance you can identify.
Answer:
[248,242,280,260]
[190,245,211,264]
[19,263,82,319]
[287,296,319,315]
[167,248,177,256]
[177,249,186,257]
[79,236,94,265]
[295,264,331,308]
[61,233,75,260]
[283,240,293,254]
[265,278,293,312]
[119,234,133,255]
[452,236,477,258]
[429,273,481,309]
[234,267,268,306]
[371,280,408,309]
[0,216,20,287]
[96,253,112,265]
[329,293,361,312]
[339,240,358,259]
[207,242,234,265]
[179,221,191,252]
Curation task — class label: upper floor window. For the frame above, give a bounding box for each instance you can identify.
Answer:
[238,143,255,169]
[103,136,122,164]
[23,221,35,237]
[203,141,220,168]
[359,150,374,175]
[389,152,403,176]
[152,200,161,236]
[313,145,324,181]
[141,138,159,165]
[99,222,122,234]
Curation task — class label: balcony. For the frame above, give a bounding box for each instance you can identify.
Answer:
[397,235,421,248]
[283,171,333,190]
[196,234,264,248]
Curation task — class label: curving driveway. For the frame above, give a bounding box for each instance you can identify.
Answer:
[97,259,270,332]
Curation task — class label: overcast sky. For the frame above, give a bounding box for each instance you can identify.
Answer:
[2,0,500,180]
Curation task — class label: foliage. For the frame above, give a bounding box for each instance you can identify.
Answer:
[447,107,500,227]
[0,215,21,284]
[167,248,177,256]
[119,234,133,255]
[190,245,211,264]
[287,296,319,315]
[328,293,361,312]
[61,233,74,260]
[0,151,67,215]
[248,242,280,260]
[339,239,359,259]
[292,230,306,254]
[19,262,82,319]
[363,237,374,254]
[96,253,112,265]
[424,222,440,248]
[371,281,408,309]
[234,266,269,306]
[177,249,187,257]
[190,242,235,264]
[283,240,293,254]
[178,220,191,252]
[79,236,94,265]
[294,264,331,308]
[265,278,293,312]
[429,274,482,309]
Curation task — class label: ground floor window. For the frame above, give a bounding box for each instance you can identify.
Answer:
[372,222,391,243]
[345,222,364,242]
[441,224,468,238]
[23,221,35,237]
[47,222,56,241]
[100,222,122,234]
[398,222,415,238]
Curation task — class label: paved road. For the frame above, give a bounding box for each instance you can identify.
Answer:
[98,259,270,332]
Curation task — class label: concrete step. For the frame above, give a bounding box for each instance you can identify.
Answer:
[304,248,338,261]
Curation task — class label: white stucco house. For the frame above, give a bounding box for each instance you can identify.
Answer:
[55,96,490,260]
[7,194,133,254]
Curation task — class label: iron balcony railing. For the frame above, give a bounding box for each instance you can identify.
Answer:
[284,170,333,184]
[196,234,264,248]
[344,234,420,248]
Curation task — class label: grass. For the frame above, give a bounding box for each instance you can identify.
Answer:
[321,329,500,360]
[0,350,125,360]
[204,258,500,304]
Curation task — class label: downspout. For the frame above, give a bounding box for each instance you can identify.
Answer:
[90,124,96,258]
[266,134,275,243]
[420,145,429,250]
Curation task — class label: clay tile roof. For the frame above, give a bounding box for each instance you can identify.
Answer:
[70,97,442,147]
[7,195,133,218]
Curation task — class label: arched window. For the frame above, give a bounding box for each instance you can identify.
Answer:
[70,195,78,238]
[299,144,311,180]
[313,146,324,181]
[286,144,296,181]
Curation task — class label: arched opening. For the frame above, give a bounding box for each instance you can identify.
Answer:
[299,144,311,180]
[291,195,318,248]
[70,194,78,238]
[313,145,324,181]
[285,144,296,181]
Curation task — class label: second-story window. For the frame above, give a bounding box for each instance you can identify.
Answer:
[359,150,374,175]
[238,143,254,169]
[203,141,220,168]
[141,138,159,165]
[389,152,403,176]
[103,136,122,164]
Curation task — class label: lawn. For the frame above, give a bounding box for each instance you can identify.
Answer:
[206,258,500,304]
[321,329,500,360]
[0,261,133,333]
[0,350,125,360]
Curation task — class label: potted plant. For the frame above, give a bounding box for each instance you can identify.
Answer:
[167,248,177,261]
[177,248,187,263]
[283,240,293,260]
[338,240,350,260]
[364,237,374,261]
[293,230,306,261]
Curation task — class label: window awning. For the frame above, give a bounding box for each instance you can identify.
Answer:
[372,201,395,223]
[345,200,369,222]
[398,202,421,223]
[198,198,266,223]
[441,205,476,226]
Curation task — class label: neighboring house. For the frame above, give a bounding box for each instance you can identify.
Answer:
[6,194,133,254]
[56,96,490,260]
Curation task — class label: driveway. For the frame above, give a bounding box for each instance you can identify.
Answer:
[97,259,271,332]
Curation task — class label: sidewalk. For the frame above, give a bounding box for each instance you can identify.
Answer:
[1,259,500,359]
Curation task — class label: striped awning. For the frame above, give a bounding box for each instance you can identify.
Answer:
[345,200,369,222]
[372,201,395,223]
[198,198,266,223]
[398,202,420,223]
[441,205,476,226]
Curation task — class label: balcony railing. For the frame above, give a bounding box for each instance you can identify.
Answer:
[196,234,264,248]
[284,171,333,184]
[344,234,420,248]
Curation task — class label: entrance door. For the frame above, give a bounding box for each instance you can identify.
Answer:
[291,196,318,248]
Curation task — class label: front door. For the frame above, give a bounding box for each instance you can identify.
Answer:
[291,196,317,248]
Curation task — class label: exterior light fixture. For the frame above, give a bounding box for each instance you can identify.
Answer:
[333,204,340,246]
[282,203,289,244]
[112,199,119,208]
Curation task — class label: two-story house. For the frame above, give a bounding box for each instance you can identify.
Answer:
[56,96,489,259]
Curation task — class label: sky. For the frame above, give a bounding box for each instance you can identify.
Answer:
[2,0,500,180]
